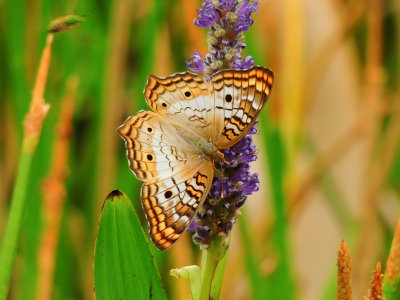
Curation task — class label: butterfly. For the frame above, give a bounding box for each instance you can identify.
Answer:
[118,66,274,250]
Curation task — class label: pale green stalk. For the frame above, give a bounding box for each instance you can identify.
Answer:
[172,234,230,300]
[198,235,230,300]
[0,151,34,300]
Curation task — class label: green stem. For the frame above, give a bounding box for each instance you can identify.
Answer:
[199,234,230,300]
[0,142,34,300]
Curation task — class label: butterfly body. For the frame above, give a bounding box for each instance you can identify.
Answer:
[173,125,224,162]
[119,66,274,250]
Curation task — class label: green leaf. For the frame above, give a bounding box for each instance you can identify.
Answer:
[94,190,167,300]
[170,265,201,300]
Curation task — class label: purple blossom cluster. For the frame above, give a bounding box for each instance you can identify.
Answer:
[189,124,260,246]
[186,0,259,80]
[187,0,261,248]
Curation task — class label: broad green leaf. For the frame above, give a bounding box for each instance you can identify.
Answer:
[94,190,167,300]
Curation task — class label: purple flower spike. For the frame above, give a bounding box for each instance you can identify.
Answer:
[187,0,264,248]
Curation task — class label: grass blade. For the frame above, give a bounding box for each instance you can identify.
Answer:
[246,28,295,300]
[238,212,267,299]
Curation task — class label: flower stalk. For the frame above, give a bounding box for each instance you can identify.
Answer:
[35,77,77,300]
[172,1,261,299]
[199,234,229,300]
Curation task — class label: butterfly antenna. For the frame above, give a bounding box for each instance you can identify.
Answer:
[213,163,223,177]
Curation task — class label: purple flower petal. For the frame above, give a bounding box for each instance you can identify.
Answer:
[232,55,255,69]
[212,178,233,198]
[231,167,250,182]
[219,0,238,11]
[239,173,260,195]
[194,3,220,28]
[248,123,258,135]
[187,221,197,232]
[238,154,257,163]
[186,51,205,73]
[233,0,259,32]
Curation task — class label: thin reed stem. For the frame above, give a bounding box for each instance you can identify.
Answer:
[0,34,53,300]
[355,0,385,287]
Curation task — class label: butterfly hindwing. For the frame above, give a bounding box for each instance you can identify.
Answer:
[210,66,274,149]
[118,110,214,250]
[141,160,213,250]
[118,111,199,180]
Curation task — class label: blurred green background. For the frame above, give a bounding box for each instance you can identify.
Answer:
[0,0,399,299]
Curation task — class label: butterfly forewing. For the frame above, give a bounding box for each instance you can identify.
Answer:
[144,72,213,141]
[141,160,213,250]
[210,66,274,149]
